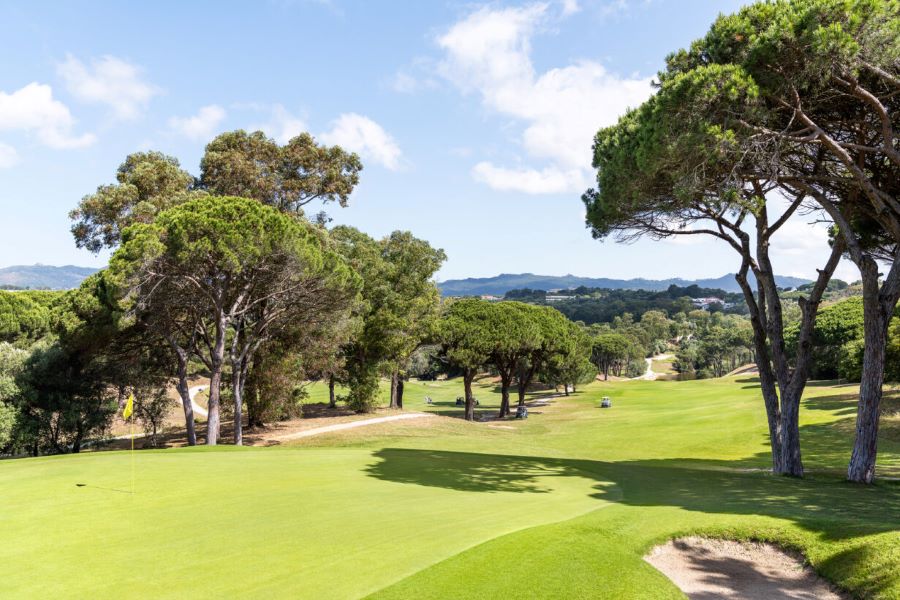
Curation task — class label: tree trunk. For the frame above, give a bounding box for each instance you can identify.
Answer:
[174,356,197,446]
[847,256,898,483]
[206,312,227,446]
[463,370,476,421]
[517,379,527,408]
[499,371,512,418]
[232,370,243,446]
[389,371,399,409]
[165,335,198,446]
[778,236,845,478]
[847,309,887,483]
[207,369,221,445]
[778,388,803,477]
[397,378,404,409]
[734,264,784,473]
[328,375,336,409]
[246,379,264,430]
[516,363,535,408]
[564,385,570,397]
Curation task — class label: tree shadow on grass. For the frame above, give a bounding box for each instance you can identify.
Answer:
[724,379,899,473]
[407,390,561,420]
[803,393,860,417]
[364,448,900,539]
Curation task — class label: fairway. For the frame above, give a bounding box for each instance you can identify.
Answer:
[2,377,899,599]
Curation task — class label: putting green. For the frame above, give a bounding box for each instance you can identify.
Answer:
[0,446,610,598]
[1,377,898,599]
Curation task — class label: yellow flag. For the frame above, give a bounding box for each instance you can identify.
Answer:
[123,393,134,420]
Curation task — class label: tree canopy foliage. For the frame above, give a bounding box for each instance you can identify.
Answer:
[70,151,199,253]
[582,0,899,481]
[111,195,360,444]
[659,0,900,483]
[331,226,445,412]
[0,290,59,344]
[438,298,593,420]
[70,130,363,254]
[200,130,363,214]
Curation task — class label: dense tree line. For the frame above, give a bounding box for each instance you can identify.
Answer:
[786,297,900,382]
[438,299,594,420]
[0,129,445,455]
[0,290,60,344]
[503,284,746,325]
[673,314,755,379]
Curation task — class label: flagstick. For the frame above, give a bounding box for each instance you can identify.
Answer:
[130,410,135,495]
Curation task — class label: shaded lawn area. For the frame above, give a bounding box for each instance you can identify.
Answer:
[366,449,899,599]
[301,376,563,419]
[362,378,900,599]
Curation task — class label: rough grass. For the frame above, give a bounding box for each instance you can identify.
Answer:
[1,377,898,599]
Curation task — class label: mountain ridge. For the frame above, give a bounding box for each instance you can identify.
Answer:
[0,265,814,295]
[0,264,100,290]
[437,272,812,296]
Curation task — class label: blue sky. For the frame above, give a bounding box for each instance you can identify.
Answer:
[0,0,857,282]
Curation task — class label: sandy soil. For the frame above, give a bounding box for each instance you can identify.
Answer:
[645,537,847,600]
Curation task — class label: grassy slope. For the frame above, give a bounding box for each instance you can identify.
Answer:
[1,377,898,599]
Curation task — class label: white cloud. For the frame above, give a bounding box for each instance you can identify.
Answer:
[58,55,159,120]
[0,83,96,149]
[436,3,653,192]
[769,215,858,281]
[662,233,708,246]
[560,0,581,16]
[770,217,830,256]
[168,105,226,141]
[0,142,18,168]
[321,113,402,170]
[260,104,308,144]
[472,162,586,194]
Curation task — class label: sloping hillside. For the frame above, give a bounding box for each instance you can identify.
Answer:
[437,272,811,296]
[0,265,99,289]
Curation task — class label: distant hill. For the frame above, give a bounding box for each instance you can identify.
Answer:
[437,273,812,296]
[0,264,99,290]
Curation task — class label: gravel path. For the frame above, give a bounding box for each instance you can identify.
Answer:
[635,353,673,381]
[188,385,208,418]
[271,412,436,442]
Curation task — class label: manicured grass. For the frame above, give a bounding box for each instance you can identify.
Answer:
[1,377,898,598]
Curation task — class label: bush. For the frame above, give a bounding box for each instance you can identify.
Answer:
[625,359,646,378]
[345,370,381,413]
[134,387,174,447]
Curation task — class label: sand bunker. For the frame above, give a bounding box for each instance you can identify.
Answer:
[645,537,847,600]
